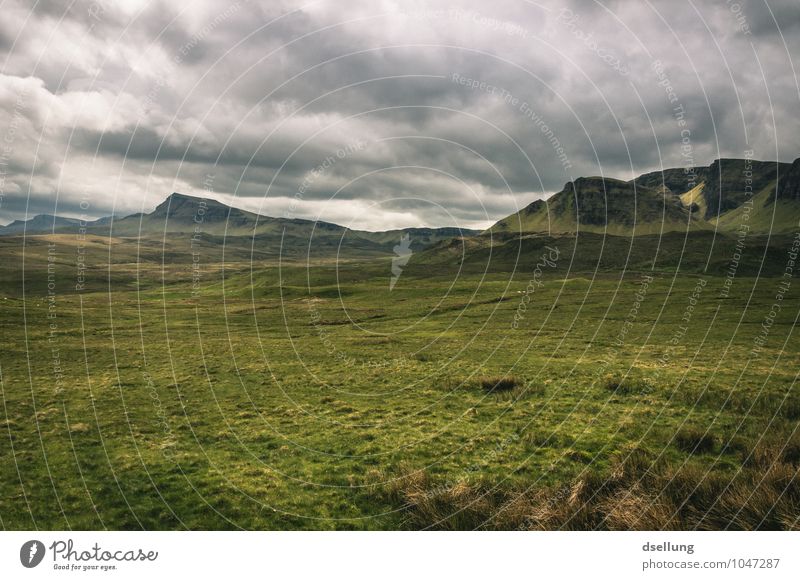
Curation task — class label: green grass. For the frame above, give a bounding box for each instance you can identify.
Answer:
[0,232,798,529]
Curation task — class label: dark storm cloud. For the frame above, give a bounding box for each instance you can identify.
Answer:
[741,0,800,37]
[0,0,798,228]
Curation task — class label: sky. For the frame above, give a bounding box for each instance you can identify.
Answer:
[0,0,798,230]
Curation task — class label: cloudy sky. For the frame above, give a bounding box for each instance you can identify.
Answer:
[0,0,798,230]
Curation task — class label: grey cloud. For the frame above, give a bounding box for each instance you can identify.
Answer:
[741,0,800,37]
[0,0,798,229]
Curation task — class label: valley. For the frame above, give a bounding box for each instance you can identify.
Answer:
[1,157,799,529]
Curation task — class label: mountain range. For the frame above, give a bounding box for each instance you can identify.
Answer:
[2,157,798,251]
[407,156,800,276]
[492,157,800,236]
[0,193,479,259]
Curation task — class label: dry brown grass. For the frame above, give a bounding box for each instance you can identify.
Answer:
[478,375,523,393]
[674,427,716,454]
[371,442,800,530]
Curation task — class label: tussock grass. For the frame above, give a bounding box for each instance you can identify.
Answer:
[746,432,800,468]
[372,439,800,530]
[602,373,652,395]
[778,399,800,421]
[479,375,523,393]
[674,428,716,454]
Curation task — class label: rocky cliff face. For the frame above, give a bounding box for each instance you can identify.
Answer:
[491,176,697,235]
[632,167,708,195]
[700,159,787,218]
[775,158,800,203]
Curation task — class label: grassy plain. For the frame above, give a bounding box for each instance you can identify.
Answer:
[0,231,799,529]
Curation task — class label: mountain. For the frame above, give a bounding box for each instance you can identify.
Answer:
[712,158,800,234]
[490,176,704,236]
[633,157,798,232]
[0,192,480,259]
[632,166,709,196]
[631,158,788,212]
[103,193,479,247]
[406,156,800,277]
[697,158,789,219]
[490,157,800,236]
[0,214,87,235]
[100,193,265,236]
[775,158,800,202]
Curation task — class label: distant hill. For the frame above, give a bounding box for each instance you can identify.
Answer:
[98,193,271,236]
[0,192,480,259]
[0,214,87,235]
